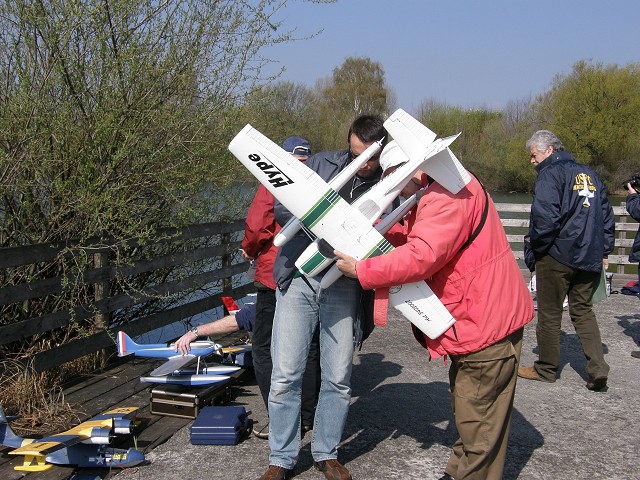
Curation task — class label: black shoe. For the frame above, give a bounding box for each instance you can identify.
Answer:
[631,350,640,358]
[314,459,352,480]
[258,465,291,480]
[586,377,607,391]
[438,475,454,480]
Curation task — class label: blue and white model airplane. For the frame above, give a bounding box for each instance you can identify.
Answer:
[228,109,470,339]
[116,331,241,385]
[0,405,144,472]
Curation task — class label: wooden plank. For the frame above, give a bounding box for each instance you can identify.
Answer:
[0,241,241,306]
[29,282,256,372]
[0,220,245,268]
[0,262,250,346]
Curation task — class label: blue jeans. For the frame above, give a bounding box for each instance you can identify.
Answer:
[268,275,359,469]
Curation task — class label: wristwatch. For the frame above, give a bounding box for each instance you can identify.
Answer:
[190,326,199,338]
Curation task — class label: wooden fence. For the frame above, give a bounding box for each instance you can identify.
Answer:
[1,203,637,374]
[496,203,638,274]
[0,220,254,373]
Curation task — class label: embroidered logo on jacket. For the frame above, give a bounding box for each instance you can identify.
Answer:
[573,173,595,207]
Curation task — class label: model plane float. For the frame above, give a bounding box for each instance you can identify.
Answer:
[116,297,251,386]
[228,108,471,339]
[0,405,144,472]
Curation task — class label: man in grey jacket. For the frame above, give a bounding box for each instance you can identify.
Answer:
[259,115,387,480]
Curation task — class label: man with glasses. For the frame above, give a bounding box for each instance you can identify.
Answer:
[518,130,614,391]
[259,115,387,480]
[242,136,320,440]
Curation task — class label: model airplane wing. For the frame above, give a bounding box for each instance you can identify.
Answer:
[0,405,145,472]
[228,124,456,338]
[229,125,390,263]
[9,407,139,457]
[148,354,196,376]
[384,108,471,194]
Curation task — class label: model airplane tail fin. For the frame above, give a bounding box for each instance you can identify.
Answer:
[0,405,26,449]
[384,108,470,194]
[221,296,240,314]
[116,331,139,357]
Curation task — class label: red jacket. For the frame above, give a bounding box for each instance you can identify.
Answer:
[241,185,279,290]
[358,177,534,359]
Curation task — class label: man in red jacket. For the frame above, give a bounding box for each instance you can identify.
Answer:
[334,143,534,480]
[241,136,320,440]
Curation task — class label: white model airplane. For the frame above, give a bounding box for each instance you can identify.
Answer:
[228,109,470,339]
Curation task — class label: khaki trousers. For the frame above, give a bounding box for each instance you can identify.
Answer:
[534,254,610,382]
[444,328,523,480]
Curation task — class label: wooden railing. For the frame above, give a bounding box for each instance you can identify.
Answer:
[1,203,637,374]
[496,203,638,274]
[0,220,254,373]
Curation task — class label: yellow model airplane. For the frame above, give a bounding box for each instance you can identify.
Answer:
[0,405,145,472]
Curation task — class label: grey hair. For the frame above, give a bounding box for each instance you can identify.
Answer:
[526,130,564,152]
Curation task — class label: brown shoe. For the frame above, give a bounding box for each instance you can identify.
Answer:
[517,366,554,383]
[314,459,352,480]
[258,465,292,480]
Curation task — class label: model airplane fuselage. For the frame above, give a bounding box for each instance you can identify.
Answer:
[116,331,241,383]
[0,405,144,471]
[228,109,471,339]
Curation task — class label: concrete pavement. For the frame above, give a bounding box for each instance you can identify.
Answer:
[116,277,640,480]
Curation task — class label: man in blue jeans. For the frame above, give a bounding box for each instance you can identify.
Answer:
[242,136,320,440]
[259,115,387,480]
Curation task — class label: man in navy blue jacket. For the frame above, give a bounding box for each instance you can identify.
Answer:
[518,130,614,391]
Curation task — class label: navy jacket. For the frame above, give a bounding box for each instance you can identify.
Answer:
[625,193,640,263]
[272,149,382,290]
[525,150,615,272]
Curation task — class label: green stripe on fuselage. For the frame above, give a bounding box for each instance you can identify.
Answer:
[364,238,395,258]
[299,251,327,274]
[300,189,341,228]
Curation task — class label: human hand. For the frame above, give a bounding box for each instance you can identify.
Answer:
[603,258,609,270]
[174,332,195,355]
[334,250,359,279]
[627,183,638,195]
[240,249,255,261]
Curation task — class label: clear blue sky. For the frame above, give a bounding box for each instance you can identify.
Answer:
[263,0,640,113]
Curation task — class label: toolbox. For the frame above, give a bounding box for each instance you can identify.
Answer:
[150,380,233,419]
[190,406,252,445]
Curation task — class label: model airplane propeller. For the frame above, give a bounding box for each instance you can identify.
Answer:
[0,405,145,472]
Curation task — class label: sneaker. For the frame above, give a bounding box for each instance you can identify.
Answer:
[258,465,291,480]
[314,459,352,480]
[253,422,269,439]
[631,351,640,358]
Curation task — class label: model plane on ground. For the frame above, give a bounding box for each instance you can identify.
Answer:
[0,405,144,472]
[116,331,242,385]
[227,109,470,339]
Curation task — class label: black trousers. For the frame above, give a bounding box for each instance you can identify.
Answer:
[252,287,320,426]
